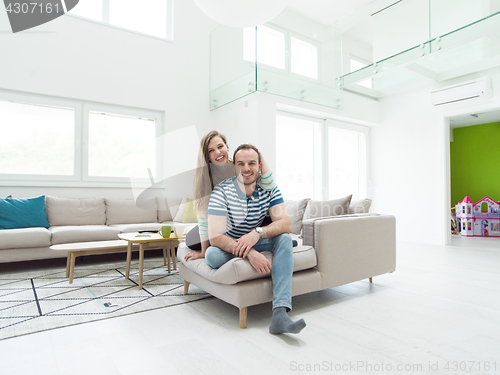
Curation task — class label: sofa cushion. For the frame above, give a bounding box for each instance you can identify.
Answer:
[45,196,106,226]
[349,198,372,214]
[303,194,352,220]
[177,235,317,285]
[105,198,158,225]
[0,196,50,230]
[49,225,121,245]
[0,227,51,250]
[284,199,310,234]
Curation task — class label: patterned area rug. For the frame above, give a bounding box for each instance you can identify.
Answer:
[0,257,210,340]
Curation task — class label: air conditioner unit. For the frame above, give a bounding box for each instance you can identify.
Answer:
[368,0,403,16]
[430,77,493,106]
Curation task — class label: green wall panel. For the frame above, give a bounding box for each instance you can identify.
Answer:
[450,122,500,207]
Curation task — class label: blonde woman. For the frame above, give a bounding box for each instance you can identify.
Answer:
[184,130,275,260]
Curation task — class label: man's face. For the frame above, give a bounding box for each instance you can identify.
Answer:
[234,149,261,186]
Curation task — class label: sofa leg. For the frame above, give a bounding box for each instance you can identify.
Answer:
[183,281,190,295]
[239,307,247,329]
[369,277,373,283]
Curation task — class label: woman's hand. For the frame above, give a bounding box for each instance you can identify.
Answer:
[233,229,260,258]
[184,250,204,261]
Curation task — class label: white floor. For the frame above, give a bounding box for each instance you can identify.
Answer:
[2,237,499,375]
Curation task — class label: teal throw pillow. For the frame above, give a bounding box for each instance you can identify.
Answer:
[0,195,50,230]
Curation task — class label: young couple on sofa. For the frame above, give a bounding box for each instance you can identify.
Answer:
[183,131,306,335]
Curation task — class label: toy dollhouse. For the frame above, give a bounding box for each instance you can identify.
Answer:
[455,196,500,237]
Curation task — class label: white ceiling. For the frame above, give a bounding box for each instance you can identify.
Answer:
[286,0,372,26]
[286,0,373,45]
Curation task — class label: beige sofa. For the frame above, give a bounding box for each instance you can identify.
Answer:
[0,195,195,263]
[177,198,396,328]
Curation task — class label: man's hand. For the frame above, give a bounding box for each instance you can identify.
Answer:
[233,229,260,258]
[247,249,272,274]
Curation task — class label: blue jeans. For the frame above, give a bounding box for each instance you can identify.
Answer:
[205,233,294,310]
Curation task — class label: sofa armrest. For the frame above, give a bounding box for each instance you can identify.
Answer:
[302,213,396,289]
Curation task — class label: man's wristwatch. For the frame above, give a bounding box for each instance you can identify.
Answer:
[255,227,264,238]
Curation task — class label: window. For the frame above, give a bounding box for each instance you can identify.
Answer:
[69,0,173,41]
[0,92,162,186]
[276,113,368,201]
[276,115,322,200]
[328,127,367,200]
[0,101,75,177]
[244,25,286,70]
[87,111,157,179]
[291,37,318,79]
[244,25,320,80]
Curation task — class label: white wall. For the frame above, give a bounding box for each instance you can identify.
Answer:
[370,67,500,245]
[0,0,217,199]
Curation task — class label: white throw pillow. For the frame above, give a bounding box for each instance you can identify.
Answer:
[173,197,187,222]
[349,198,372,214]
[284,199,310,234]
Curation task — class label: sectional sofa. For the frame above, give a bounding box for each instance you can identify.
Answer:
[178,196,397,328]
[0,195,195,263]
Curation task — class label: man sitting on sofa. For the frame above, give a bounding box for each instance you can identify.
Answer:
[205,144,306,335]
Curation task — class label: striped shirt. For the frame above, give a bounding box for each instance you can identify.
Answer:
[207,176,284,239]
[198,169,275,240]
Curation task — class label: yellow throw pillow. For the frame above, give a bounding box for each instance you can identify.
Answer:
[183,198,198,223]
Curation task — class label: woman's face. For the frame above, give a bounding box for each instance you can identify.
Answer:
[207,136,229,164]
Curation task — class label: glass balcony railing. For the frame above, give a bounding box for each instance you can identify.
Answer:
[210,0,500,110]
[340,0,500,98]
[210,11,343,111]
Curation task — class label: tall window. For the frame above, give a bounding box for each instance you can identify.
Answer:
[276,115,322,200]
[69,0,173,40]
[276,113,368,201]
[0,92,162,186]
[244,25,320,80]
[328,127,367,199]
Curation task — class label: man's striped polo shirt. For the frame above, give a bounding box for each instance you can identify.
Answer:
[207,176,284,239]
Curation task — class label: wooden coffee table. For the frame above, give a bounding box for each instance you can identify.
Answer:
[118,233,180,290]
[51,240,139,284]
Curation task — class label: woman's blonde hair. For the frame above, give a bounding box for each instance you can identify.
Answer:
[193,130,230,214]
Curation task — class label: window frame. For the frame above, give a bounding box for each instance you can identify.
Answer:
[246,23,322,82]
[82,103,163,185]
[276,111,369,201]
[67,0,174,42]
[288,30,321,82]
[0,90,164,188]
[0,91,81,184]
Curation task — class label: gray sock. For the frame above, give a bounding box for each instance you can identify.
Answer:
[269,306,306,334]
